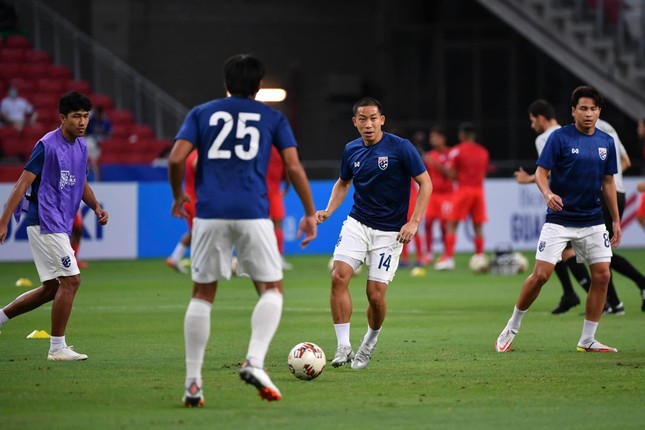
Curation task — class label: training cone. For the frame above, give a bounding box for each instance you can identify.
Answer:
[26,330,51,339]
[15,278,33,287]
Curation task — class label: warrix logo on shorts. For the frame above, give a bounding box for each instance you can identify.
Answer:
[598,147,607,160]
[538,241,546,252]
[378,156,388,170]
[59,170,77,190]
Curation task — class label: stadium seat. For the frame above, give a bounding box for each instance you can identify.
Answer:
[66,79,92,95]
[1,137,33,161]
[0,63,24,81]
[22,64,51,80]
[49,65,72,80]
[32,94,60,112]
[110,124,131,140]
[22,124,48,143]
[0,126,20,150]
[0,165,25,183]
[5,35,32,49]
[129,124,155,140]
[0,47,26,62]
[109,109,134,125]
[36,109,61,129]
[90,94,113,110]
[36,78,66,95]
[10,78,36,95]
[23,49,50,64]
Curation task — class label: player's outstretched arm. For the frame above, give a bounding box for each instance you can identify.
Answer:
[82,181,108,225]
[315,178,351,224]
[514,167,535,184]
[0,170,36,244]
[281,146,317,247]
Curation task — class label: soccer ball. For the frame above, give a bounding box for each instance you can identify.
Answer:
[512,252,530,273]
[469,253,490,274]
[327,257,362,276]
[287,342,326,380]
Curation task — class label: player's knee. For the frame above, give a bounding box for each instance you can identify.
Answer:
[531,267,552,285]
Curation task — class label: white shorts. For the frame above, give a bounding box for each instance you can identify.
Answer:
[27,225,80,282]
[333,217,403,284]
[191,217,282,283]
[535,223,612,265]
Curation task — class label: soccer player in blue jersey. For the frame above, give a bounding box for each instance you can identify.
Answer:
[0,92,109,361]
[168,54,317,406]
[316,97,432,369]
[496,86,621,353]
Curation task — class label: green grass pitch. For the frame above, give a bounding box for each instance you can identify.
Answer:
[1,251,644,429]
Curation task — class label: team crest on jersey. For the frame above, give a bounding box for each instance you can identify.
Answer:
[598,147,607,160]
[61,255,71,268]
[59,170,76,190]
[377,156,388,170]
[538,241,546,252]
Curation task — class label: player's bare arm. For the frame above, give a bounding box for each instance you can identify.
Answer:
[281,146,317,247]
[514,167,535,184]
[0,170,36,244]
[168,139,193,219]
[82,181,108,225]
[535,166,563,211]
[398,172,432,244]
[315,178,352,224]
[601,174,621,248]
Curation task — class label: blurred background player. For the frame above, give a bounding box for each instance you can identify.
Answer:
[166,149,198,274]
[169,54,317,406]
[85,106,112,181]
[0,84,36,131]
[435,122,489,270]
[266,145,292,270]
[637,118,645,231]
[399,177,431,267]
[595,118,645,314]
[423,125,453,265]
[316,97,432,370]
[70,209,88,268]
[515,99,592,315]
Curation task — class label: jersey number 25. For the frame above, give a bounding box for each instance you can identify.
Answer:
[208,111,261,160]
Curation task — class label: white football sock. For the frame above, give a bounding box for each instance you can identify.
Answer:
[170,243,188,262]
[362,325,381,348]
[334,323,351,348]
[246,289,283,369]
[50,335,66,352]
[507,306,526,331]
[579,319,598,345]
[0,309,9,328]
[184,298,212,385]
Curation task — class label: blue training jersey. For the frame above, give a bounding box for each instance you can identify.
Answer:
[340,132,426,231]
[537,123,617,227]
[175,96,298,219]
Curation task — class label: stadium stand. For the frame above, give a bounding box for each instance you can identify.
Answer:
[0,33,171,176]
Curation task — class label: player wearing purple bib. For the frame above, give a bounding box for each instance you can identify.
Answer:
[169,54,317,406]
[316,97,432,370]
[496,86,621,354]
[0,92,109,361]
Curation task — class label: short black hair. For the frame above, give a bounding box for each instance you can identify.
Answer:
[570,86,604,109]
[223,54,265,98]
[59,91,92,115]
[528,99,556,120]
[430,124,446,136]
[353,97,383,116]
[458,121,476,137]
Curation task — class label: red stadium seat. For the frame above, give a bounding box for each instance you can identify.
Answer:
[0,165,25,183]
[90,94,113,110]
[110,124,131,140]
[23,49,51,64]
[36,109,61,129]
[66,79,92,95]
[49,65,72,80]
[0,63,24,81]
[0,126,20,149]
[36,78,66,95]
[22,63,51,80]
[0,47,26,62]
[5,35,32,49]
[109,109,134,125]
[129,124,155,140]
[21,124,48,142]
[9,78,35,95]
[32,94,59,112]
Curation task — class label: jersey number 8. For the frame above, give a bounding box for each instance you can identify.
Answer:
[208,111,261,160]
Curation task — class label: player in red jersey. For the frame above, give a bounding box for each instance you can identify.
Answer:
[423,125,453,264]
[637,118,645,231]
[435,122,489,270]
[266,145,292,269]
[166,149,198,273]
[70,210,88,268]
